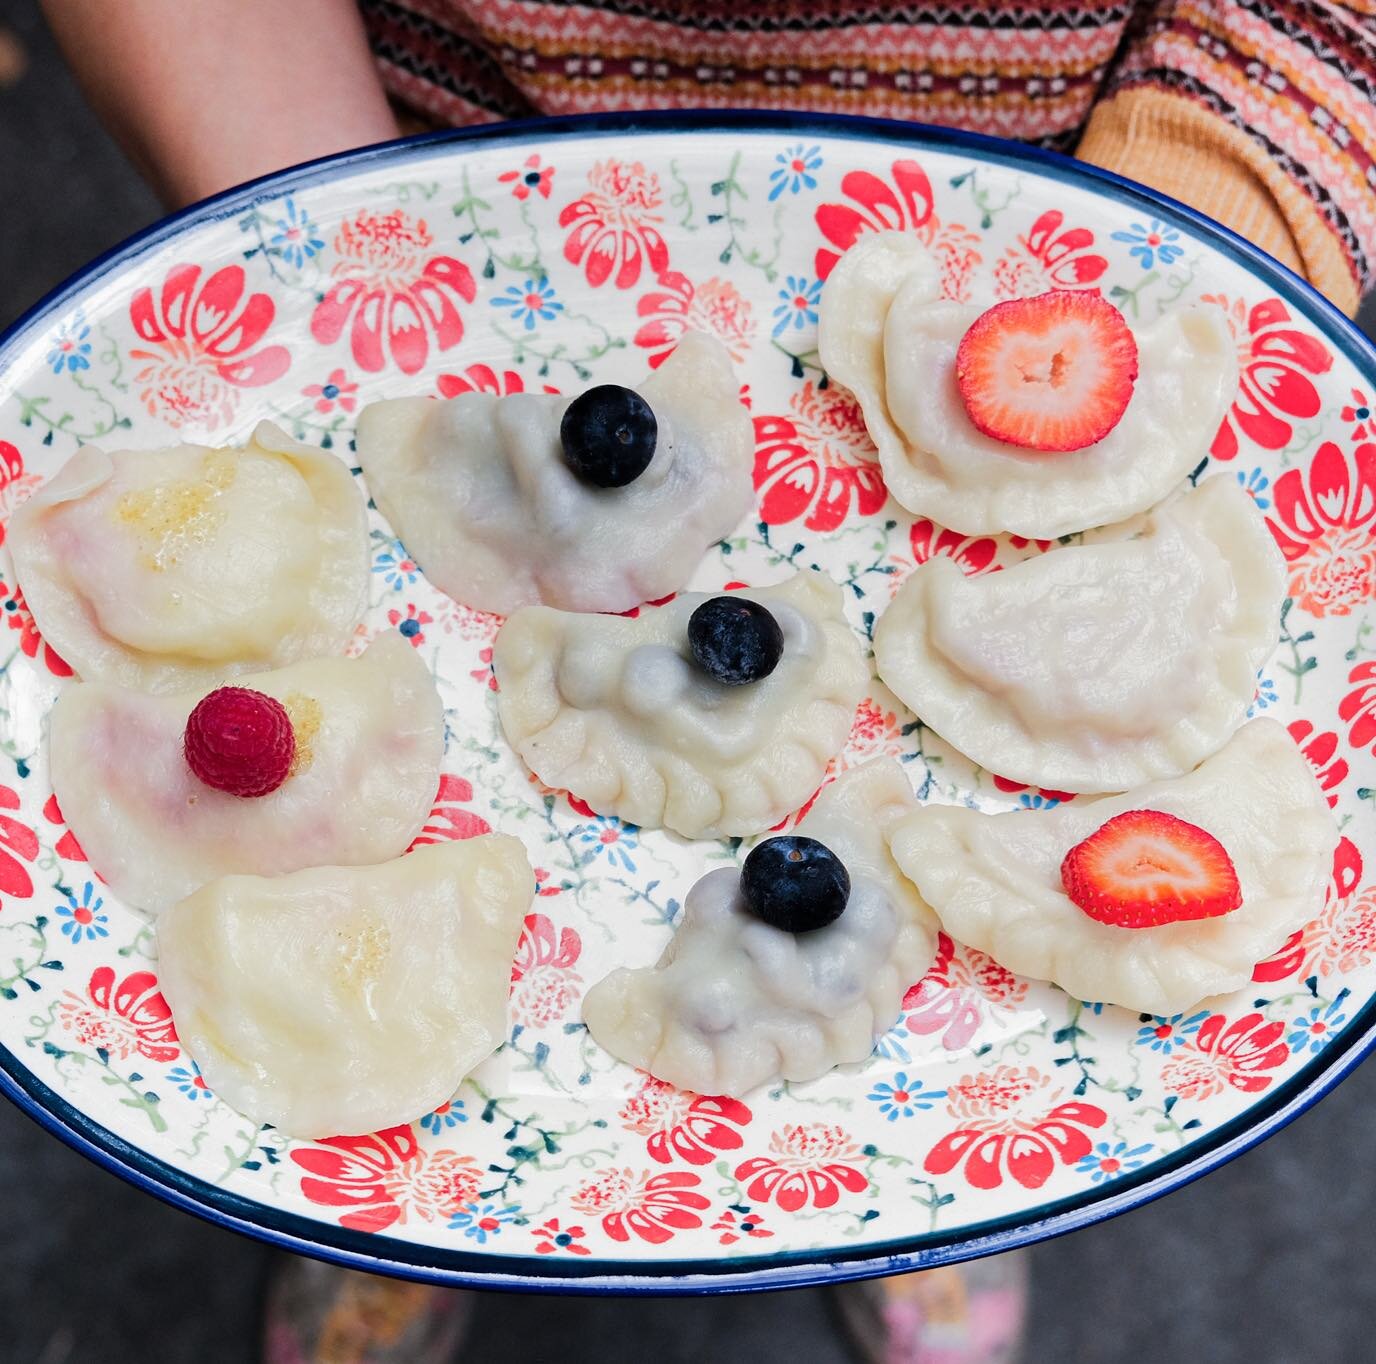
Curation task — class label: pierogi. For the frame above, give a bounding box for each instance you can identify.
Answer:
[889,720,1338,1016]
[874,476,1285,792]
[9,421,367,693]
[355,332,753,615]
[49,632,444,915]
[157,837,534,1139]
[492,572,869,838]
[817,232,1238,537]
[583,759,936,1096]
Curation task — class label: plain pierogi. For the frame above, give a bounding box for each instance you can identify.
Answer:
[157,838,534,1139]
[355,331,753,615]
[49,632,444,915]
[889,720,1337,1016]
[816,232,1238,537]
[583,759,936,1096]
[874,476,1285,792]
[492,571,869,838]
[9,421,367,693]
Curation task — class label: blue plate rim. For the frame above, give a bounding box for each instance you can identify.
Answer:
[0,108,1372,1293]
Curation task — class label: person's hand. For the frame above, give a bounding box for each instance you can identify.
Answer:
[44,0,400,207]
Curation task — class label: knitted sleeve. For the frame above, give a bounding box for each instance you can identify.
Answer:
[1077,2,1376,313]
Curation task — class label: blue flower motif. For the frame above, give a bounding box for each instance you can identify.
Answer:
[1110,219,1184,270]
[574,816,639,873]
[1236,467,1271,510]
[1081,1000,1106,1016]
[269,198,324,269]
[448,1201,522,1242]
[492,277,564,331]
[867,1072,944,1121]
[1287,991,1349,1054]
[46,313,92,376]
[1075,1139,1154,1183]
[871,1017,913,1064]
[420,1100,468,1133]
[772,276,823,338]
[167,1062,213,1101]
[769,144,824,201]
[1248,675,1279,717]
[1016,792,1061,810]
[1134,1010,1208,1054]
[55,882,108,944]
[373,542,420,591]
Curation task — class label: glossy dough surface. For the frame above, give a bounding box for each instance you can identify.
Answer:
[157,838,534,1139]
[355,332,753,615]
[817,232,1238,537]
[49,632,444,915]
[889,720,1337,1016]
[583,759,937,1096]
[492,571,869,838]
[9,421,367,693]
[874,476,1286,792]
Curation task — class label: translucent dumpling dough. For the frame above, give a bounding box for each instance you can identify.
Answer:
[889,720,1337,1016]
[492,571,869,838]
[874,476,1285,793]
[8,421,367,693]
[157,837,534,1138]
[583,759,936,1096]
[355,332,753,615]
[817,232,1238,537]
[49,632,444,915]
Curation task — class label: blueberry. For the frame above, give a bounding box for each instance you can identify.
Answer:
[741,836,850,933]
[559,385,657,488]
[687,597,784,686]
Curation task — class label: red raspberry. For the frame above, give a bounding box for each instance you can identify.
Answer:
[183,687,295,797]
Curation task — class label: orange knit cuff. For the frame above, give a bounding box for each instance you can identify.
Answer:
[1077,87,1360,316]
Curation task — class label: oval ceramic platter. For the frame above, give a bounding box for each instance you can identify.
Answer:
[0,113,1373,1292]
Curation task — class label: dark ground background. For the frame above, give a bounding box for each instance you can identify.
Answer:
[1,9,1373,1363]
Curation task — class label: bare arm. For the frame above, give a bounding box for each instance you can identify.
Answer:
[42,0,400,208]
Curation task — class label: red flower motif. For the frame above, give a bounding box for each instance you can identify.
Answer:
[311,210,476,375]
[813,159,980,299]
[736,1122,868,1211]
[908,518,1001,577]
[0,441,41,548]
[42,794,86,862]
[1342,387,1373,442]
[1253,836,1367,982]
[904,932,1029,1051]
[0,784,38,904]
[618,1075,752,1166]
[499,153,555,201]
[129,263,290,429]
[711,1206,774,1245]
[301,367,358,415]
[436,363,531,399]
[1159,1013,1289,1100]
[1340,660,1376,753]
[923,1065,1105,1190]
[509,912,583,1028]
[533,1217,590,1255]
[293,1125,483,1233]
[407,775,492,851]
[0,581,71,678]
[386,603,432,647]
[57,966,179,1063]
[570,1167,709,1244]
[1264,439,1376,617]
[634,270,753,369]
[990,775,1076,805]
[470,645,497,691]
[753,382,886,531]
[1286,719,1347,807]
[993,211,1107,297]
[559,160,669,290]
[1205,296,1333,459]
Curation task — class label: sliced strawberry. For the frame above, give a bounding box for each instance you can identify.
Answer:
[955,290,1138,452]
[1060,809,1242,928]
